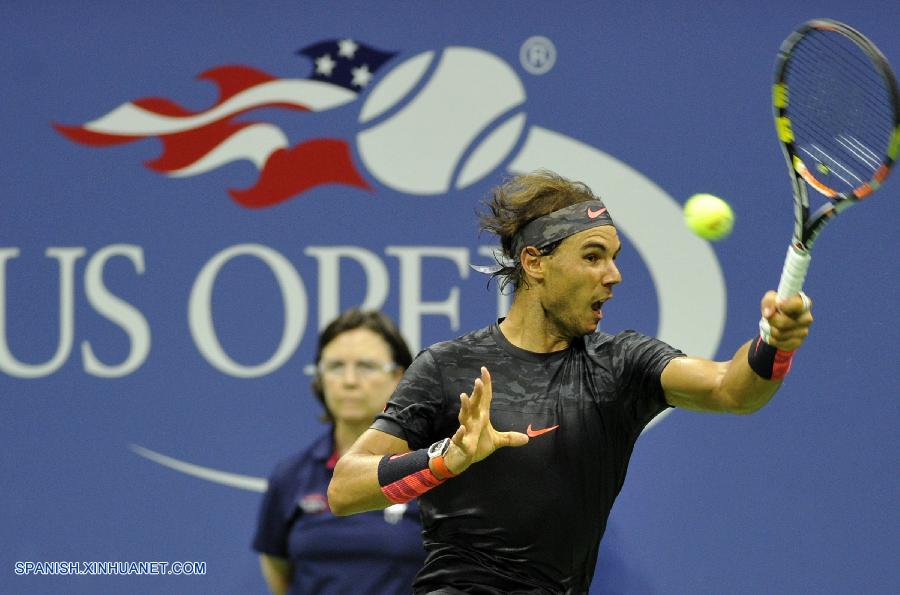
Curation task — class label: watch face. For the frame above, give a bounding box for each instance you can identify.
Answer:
[428,438,450,458]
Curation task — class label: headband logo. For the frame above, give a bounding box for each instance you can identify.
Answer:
[587,206,607,219]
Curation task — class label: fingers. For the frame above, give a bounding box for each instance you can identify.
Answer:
[765,330,809,351]
[777,293,813,318]
[468,377,483,411]
[761,290,813,351]
[764,315,811,342]
[449,368,529,474]
[457,392,483,439]
[454,394,480,458]
[497,431,530,448]
[465,367,492,413]
[765,308,813,333]
[457,393,480,431]
[480,367,493,409]
[456,392,469,424]
[450,424,466,446]
[760,291,779,319]
[761,291,813,319]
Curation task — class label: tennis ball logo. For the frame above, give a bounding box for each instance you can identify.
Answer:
[357,47,527,194]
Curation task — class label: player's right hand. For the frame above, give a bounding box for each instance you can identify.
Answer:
[761,290,813,351]
[444,366,529,475]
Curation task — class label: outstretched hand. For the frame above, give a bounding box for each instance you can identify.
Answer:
[761,291,813,351]
[443,367,529,475]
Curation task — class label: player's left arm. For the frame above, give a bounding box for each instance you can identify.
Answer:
[661,291,813,414]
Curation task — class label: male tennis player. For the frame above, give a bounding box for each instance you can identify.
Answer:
[328,171,813,594]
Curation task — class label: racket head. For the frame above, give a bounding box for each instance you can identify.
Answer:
[774,19,900,248]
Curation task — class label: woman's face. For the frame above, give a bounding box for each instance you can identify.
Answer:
[318,328,403,426]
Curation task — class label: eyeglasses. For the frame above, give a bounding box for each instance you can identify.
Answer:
[317,359,398,379]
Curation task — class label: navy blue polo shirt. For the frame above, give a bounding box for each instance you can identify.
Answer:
[253,430,425,594]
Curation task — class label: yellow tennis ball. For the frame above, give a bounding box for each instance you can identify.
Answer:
[683,193,734,241]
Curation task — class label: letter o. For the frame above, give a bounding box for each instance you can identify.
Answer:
[189,244,306,377]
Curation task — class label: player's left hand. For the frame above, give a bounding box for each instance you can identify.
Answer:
[760,290,813,351]
[445,366,529,475]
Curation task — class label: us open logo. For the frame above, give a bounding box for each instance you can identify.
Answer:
[56,37,725,491]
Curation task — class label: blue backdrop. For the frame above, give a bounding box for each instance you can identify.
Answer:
[2,1,897,593]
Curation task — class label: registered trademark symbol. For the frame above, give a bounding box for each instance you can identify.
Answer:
[519,36,556,75]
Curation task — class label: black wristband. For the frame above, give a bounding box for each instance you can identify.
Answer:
[377,448,444,504]
[747,335,795,380]
[377,449,429,486]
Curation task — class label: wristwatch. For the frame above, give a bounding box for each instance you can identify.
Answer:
[427,438,456,479]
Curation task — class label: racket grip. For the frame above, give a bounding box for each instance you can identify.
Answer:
[775,245,811,299]
[759,245,811,343]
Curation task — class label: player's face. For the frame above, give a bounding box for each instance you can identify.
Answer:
[318,328,403,427]
[540,226,622,337]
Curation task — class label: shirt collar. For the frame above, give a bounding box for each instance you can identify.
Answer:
[311,430,340,469]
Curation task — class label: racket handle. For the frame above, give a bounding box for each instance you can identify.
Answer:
[759,245,811,343]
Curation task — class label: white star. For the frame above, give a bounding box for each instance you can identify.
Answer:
[315,53,336,76]
[337,39,358,60]
[350,64,373,87]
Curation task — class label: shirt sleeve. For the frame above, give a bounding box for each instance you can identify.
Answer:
[251,465,292,557]
[615,331,685,433]
[371,349,446,450]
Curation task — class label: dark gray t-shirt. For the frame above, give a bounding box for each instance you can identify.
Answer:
[372,323,684,594]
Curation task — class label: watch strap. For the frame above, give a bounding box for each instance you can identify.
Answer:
[429,454,456,480]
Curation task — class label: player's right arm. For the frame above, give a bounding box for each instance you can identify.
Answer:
[329,367,528,516]
[328,429,411,515]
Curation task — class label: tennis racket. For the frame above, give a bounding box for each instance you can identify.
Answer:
[760,18,900,343]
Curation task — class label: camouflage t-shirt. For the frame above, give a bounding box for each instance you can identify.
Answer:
[372,322,684,594]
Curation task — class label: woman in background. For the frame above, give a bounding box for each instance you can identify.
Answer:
[253,309,422,594]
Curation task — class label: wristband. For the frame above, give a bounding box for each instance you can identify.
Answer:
[747,335,795,380]
[377,447,445,504]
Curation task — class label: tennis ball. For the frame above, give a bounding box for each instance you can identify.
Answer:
[683,193,734,241]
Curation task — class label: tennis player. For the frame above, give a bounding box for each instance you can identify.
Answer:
[328,171,813,594]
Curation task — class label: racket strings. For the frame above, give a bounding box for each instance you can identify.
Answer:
[801,32,887,86]
[786,53,892,138]
[789,51,892,126]
[783,30,894,193]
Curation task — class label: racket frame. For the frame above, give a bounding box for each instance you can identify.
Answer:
[773,18,900,252]
[761,19,899,343]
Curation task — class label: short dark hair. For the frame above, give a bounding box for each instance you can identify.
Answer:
[478,170,602,292]
[310,309,412,422]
